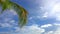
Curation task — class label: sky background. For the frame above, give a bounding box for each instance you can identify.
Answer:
[0,0,60,34]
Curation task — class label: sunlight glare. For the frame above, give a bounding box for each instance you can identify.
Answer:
[52,3,60,21]
[52,3,60,13]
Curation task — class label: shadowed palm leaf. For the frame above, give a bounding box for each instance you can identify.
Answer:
[0,0,28,27]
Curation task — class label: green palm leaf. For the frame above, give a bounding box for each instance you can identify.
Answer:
[11,2,28,27]
[0,0,12,13]
[0,0,28,27]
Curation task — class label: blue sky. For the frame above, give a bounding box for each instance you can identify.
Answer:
[0,0,60,34]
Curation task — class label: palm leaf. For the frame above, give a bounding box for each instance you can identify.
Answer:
[0,0,28,27]
[12,3,28,27]
[0,0,12,13]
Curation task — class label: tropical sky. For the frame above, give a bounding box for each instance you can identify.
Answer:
[0,0,60,34]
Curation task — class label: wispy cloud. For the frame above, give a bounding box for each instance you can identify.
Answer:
[5,23,60,34]
[13,24,45,34]
[41,24,52,28]
[0,9,18,28]
[0,23,60,34]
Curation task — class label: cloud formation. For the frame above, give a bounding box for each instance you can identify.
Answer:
[14,24,45,34]
[5,23,59,34]
[0,22,60,34]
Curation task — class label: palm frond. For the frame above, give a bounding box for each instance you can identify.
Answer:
[0,0,12,13]
[0,0,28,27]
[11,2,28,27]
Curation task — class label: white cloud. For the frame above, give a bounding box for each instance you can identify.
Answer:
[44,31,53,34]
[0,23,12,27]
[6,23,60,34]
[0,9,18,27]
[44,27,60,34]
[54,27,60,34]
[13,24,45,34]
[0,17,16,28]
[42,12,48,18]
[9,9,17,15]
[0,23,60,34]
[44,23,60,34]
[41,24,52,28]
[9,20,15,23]
[54,23,60,26]
[56,15,60,21]
[38,0,60,19]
